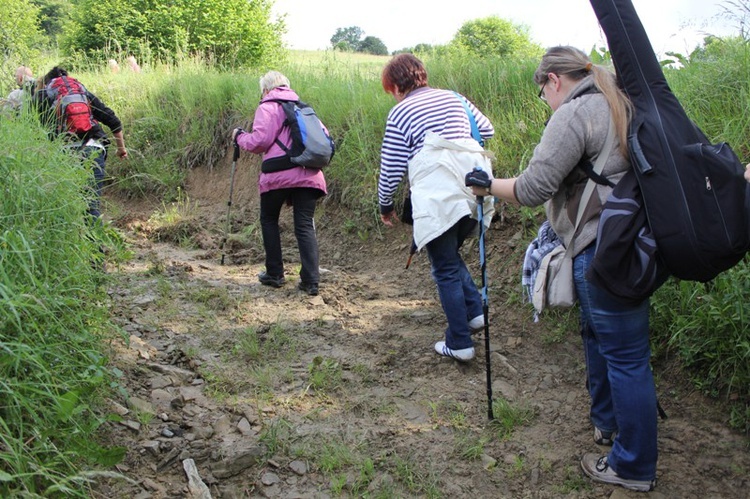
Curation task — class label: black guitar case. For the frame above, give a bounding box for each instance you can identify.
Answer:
[587,0,750,284]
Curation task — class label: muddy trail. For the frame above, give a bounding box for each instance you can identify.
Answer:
[94,152,749,498]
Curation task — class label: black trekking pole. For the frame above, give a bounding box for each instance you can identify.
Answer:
[220,142,240,265]
[475,185,494,421]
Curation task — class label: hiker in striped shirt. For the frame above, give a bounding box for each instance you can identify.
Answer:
[378,54,494,362]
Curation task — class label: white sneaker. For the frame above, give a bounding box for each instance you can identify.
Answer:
[434,341,475,362]
[469,314,485,332]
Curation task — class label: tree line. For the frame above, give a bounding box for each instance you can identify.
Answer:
[330,17,543,58]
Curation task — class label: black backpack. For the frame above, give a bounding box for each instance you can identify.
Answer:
[265,98,335,169]
[585,0,750,303]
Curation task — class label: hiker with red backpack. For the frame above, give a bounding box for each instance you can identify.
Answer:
[34,66,128,220]
[467,46,657,492]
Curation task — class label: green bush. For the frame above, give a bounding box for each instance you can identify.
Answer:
[62,0,284,67]
[0,0,44,87]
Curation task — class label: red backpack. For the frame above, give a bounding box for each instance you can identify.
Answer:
[45,76,96,137]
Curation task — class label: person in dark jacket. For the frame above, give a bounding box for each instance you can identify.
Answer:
[232,71,327,296]
[35,66,128,220]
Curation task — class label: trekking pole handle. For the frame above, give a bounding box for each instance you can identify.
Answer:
[465,166,492,195]
[232,127,245,161]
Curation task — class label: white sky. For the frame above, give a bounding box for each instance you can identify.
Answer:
[271,0,738,57]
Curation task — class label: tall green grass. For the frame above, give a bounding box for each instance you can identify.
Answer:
[0,115,124,495]
[70,52,550,222]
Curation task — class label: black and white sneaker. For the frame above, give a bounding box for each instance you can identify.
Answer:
[434,341,475,362]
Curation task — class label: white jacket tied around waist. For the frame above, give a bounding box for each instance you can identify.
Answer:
[409,132,495,250]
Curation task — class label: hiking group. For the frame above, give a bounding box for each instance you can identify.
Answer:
[229,5,748,494]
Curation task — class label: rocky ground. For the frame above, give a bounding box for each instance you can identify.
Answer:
[92,152,749,498]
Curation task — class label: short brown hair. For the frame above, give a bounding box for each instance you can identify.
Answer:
[381,54,428,95]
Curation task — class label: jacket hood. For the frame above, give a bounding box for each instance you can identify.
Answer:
[261,86,299,103]
[563,75,598,105]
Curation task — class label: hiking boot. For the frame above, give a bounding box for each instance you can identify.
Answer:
[258,272,285,288]
[580,454,655,492]
[298,281,319,296]
[469,314,485,333]
[434,341,475,362]
[594,427,617,446]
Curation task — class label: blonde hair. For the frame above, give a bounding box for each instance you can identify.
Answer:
[535,46,632,159]
[259,71,290,93]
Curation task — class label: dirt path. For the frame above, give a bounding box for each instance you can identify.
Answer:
[95,155,749,498]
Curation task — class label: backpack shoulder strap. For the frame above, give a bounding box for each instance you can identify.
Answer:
[262,98,296,154]
[453,92,484,147]
[568,117,616,255]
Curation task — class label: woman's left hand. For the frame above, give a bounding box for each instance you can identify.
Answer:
[745,163,750,183]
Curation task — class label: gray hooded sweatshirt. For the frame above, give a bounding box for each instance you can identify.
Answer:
[514,76,630,256]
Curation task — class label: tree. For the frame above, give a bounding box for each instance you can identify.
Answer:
[359,36,387,55]
[0,0,43,73]
[330,26,364,51]
[31,0,73,42]
[452,16,542,59]
[63,0,285,66]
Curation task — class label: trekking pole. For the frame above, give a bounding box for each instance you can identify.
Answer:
[475,180,494,421]
[220,142,240,265]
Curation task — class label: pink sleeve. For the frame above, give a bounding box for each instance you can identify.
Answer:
[236,102,282,154]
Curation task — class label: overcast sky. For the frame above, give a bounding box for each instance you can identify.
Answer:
[271,0,738,57]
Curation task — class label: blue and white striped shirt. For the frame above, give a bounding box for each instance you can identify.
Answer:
[378,87,494,211]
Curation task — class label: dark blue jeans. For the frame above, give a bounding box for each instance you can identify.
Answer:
[260,187,321,284]
[425,215,483,350]
[575,245,658,481]
[82,146,107,219]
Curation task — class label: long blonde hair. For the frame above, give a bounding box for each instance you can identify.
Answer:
[534,46,632,159]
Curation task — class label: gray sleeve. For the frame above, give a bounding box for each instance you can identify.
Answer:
[514,103,591,207]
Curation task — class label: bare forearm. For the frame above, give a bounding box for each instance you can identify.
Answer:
[113,130,127,158]
[489,178,519,204]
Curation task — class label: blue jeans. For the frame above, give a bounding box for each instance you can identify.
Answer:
[425,215,483,350]
[575,245,657,481]
[82,146,107,219]
[260,187,322,284]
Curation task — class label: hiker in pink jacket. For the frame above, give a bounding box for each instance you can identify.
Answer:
[232,71,327,296]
